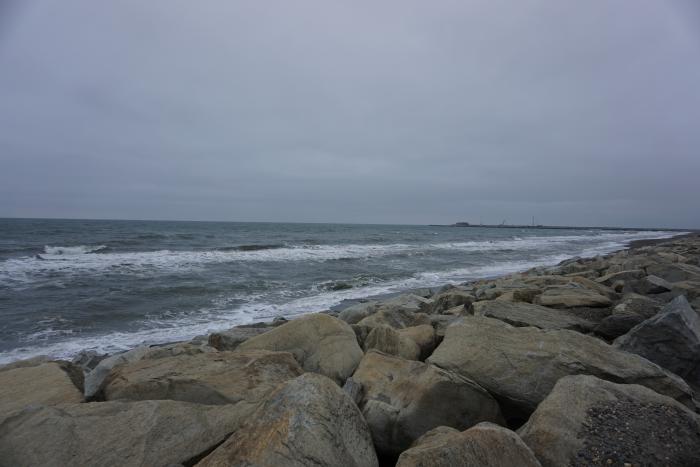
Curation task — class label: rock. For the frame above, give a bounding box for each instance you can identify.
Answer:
[518,375,700,467]
[568,276,617,299]
[594,311,647,340]
[351,323,372,348]
[614,295,700,389]
[83,342,214,399]
[357,308,432,329]
[472,300,595,331]
[396,422,541,467]
[338,301,379,324]
[342,377,364,405]
[208,326,271,351]
[429,314,461,339]
[352,350,503,457]
[363,325,421,360]
[594,293,660,340]
[533,286,612,308]
[430,289,475,313]
[71,350,107,372]
[101,350,303,407]
[634,274,673,294]
[494,287,541,303]
[671,280,700,301]
[0,400,247,467]
[236,313,363,385]
[647,262,700,283]
[378,293,433,313]
[0,362,83,418]
[197,374,378,467]
[612,293,660,319]
[595,269,645,287]
[0,355,51,372]
[398,324,437,360]
[427,317,694,419]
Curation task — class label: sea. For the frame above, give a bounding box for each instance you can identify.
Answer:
[0,218,681,363]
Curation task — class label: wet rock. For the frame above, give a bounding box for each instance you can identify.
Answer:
[197,373,378,467]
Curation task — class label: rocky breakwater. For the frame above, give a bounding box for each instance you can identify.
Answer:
[2,233,700,466]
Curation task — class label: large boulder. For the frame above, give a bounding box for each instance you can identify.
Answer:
[352,350,503,457]
[612,293,661,318]
[236,313,363,384]
[519,375,700,467]
[363,326,421,360]
[83,341,216,399]
[647,262,700,283]
[399,324,437,360]
[357,308,431,329]
[0,361,83,418]
[472,300,595,331]
[633,274,673,294]
[338,301,380,324]
[533,286,612,308]
[101,350,303,408]
[396,423,541,467]
[430,288,475,313]
[197,373,378,467]
[377,293,432,313]
[595,269,645,287]
[427,317,694,419]
[208,325,274,351]
[0,400,247,467]
[614,295,700,389]
[593,311,647,340]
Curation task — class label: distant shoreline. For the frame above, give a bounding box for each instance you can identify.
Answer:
[429,223,694,232]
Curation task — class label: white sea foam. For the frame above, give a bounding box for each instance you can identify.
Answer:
[0,229,682,364]
[43,245,107,255]
[0,230,680,288]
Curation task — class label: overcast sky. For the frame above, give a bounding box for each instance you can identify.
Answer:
[1,1,699,228]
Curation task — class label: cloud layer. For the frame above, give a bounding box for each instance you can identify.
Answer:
[1,0,699,227]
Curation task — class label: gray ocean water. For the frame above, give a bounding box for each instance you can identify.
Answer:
[0,218,678,363]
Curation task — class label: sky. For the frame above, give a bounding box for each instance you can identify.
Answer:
[0,0,699,228]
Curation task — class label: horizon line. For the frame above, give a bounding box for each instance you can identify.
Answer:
[0,216,696,232]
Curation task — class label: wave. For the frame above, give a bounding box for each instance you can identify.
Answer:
[0,231,681,288]
[43,245,108,256]
[217,244,286,252]
[0,252,573,363]
[0,231,681,364]
[0,231,676,289]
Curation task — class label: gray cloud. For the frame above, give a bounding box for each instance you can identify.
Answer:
[1,0,699,227]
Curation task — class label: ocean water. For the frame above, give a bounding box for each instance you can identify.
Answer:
[0,218,679,363]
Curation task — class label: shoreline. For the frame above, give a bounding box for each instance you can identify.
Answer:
[0,231,689,365]
[2,231,700,465]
